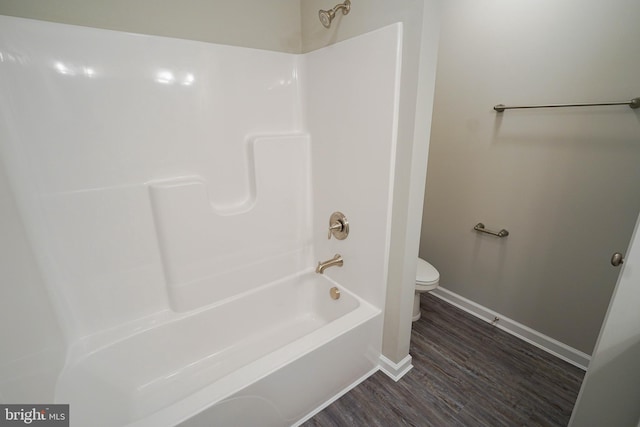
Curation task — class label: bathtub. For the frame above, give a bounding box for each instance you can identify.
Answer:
[56,271,381,427]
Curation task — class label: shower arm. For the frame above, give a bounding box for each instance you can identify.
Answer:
[328,0,350,17]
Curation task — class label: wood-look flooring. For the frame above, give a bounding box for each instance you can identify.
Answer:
[302,293,585,426]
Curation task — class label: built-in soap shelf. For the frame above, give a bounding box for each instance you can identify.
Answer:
[147,134,312,312]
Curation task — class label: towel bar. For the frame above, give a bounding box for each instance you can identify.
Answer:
[494,97,639,112]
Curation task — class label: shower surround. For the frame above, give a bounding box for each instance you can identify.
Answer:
[0,16,402,426]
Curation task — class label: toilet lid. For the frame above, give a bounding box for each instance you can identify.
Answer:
[416,258,439,285]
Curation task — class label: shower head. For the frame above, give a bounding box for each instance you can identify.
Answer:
[318,0,351,29]
[319,10,332,28]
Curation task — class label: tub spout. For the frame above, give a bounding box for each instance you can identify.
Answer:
[316,254,343,274]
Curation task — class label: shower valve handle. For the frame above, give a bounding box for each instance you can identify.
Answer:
[328,222,343,239]
[327,212,349,240]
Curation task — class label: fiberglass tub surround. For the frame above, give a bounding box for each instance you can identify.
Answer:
[0,16,402,426]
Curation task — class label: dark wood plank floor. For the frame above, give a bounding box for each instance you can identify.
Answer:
[303,293,585,426]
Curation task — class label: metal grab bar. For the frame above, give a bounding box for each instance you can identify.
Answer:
[474,223,509,238]
[494,97,640,113]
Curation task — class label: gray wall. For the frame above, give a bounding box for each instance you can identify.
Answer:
[420,0,640,354]
[0,0,301,53]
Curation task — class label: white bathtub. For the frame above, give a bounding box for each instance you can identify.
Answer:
[56,271,381,426]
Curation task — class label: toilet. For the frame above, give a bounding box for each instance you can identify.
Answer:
[413,258,440,321]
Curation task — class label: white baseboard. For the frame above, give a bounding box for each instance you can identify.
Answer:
[430,287,590,370]
[293,366,379,426]
[378,354,413,381]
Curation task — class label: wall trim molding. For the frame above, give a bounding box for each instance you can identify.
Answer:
[379,354,413,381]
[431,287,591,370]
